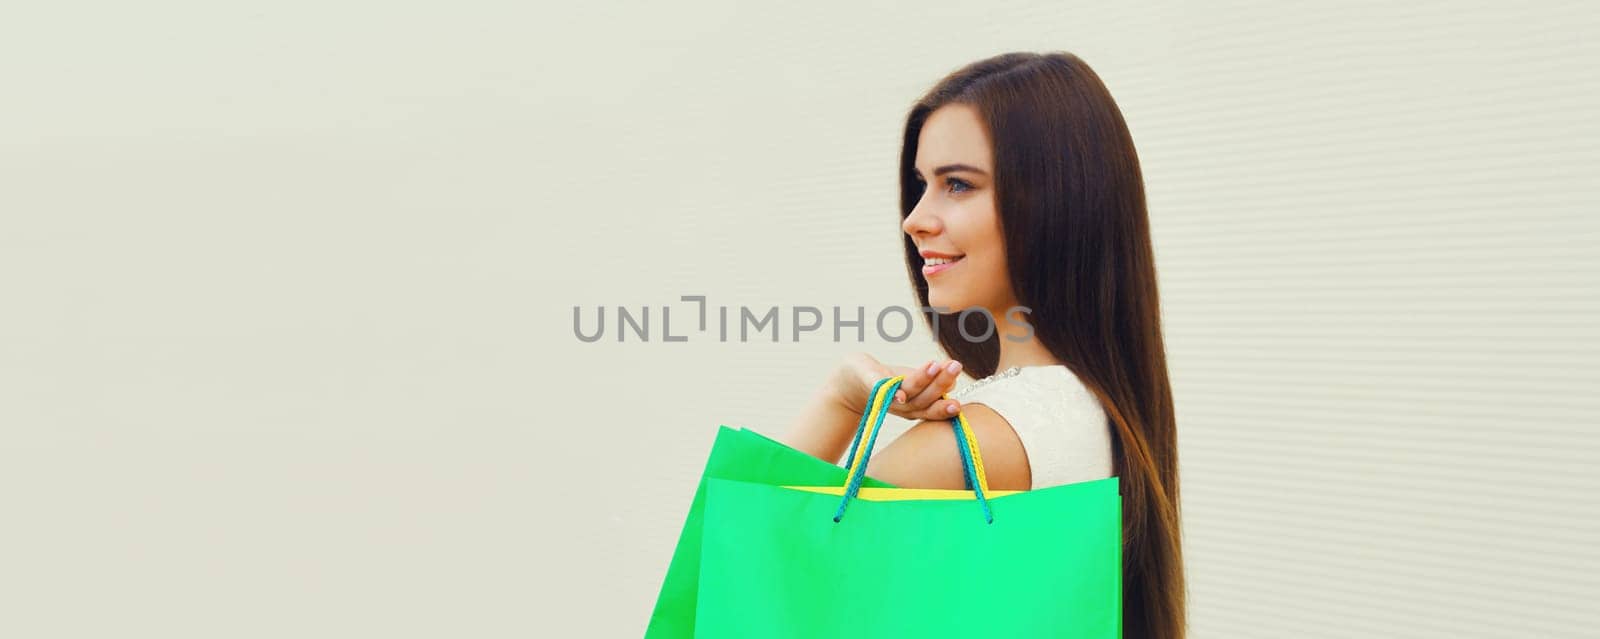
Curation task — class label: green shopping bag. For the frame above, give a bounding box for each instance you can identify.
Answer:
[690,375,1123,638]
[644,417,898,637]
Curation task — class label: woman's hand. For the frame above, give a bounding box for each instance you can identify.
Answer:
[829,351,966,422]
[781,351,967,465]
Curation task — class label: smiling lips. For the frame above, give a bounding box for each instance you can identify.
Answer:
[922,254,965,277]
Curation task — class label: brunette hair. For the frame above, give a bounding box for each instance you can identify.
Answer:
[898,51,1186,639]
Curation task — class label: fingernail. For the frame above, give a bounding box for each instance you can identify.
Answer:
[945,404,958,415]
[946,361,962,374]
[895,391,906,404]
[926,362,940,375]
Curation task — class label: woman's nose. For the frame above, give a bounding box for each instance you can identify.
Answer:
[902,203,941,237]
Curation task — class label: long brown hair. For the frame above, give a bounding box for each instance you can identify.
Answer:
[898,52,1185,638]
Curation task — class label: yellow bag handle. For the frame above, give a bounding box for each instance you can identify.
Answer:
[830,375,997,523]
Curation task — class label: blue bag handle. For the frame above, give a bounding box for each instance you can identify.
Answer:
[833,375,995,524]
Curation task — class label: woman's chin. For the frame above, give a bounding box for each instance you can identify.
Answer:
[926,289,969,314]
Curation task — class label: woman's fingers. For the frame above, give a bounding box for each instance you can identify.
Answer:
[891,360,933,406]
[845,354,968,422]
[905,395,963,421]
[909,360,962,409]
[883,359,964,420]
[890,364,921,404]
[930,397,964,420]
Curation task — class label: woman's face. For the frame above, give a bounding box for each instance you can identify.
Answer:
[902,103,1015,316]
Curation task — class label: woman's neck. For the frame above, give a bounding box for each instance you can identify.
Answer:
[993,321,1063,371]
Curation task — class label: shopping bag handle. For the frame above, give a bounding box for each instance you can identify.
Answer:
[840,376,994,494]
[832,375,995,524]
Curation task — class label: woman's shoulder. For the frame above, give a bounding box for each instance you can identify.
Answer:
[950,364,1113,488]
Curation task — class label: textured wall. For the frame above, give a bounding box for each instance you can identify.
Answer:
[2,1,1596,636]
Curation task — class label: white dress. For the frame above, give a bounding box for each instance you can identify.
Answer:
[938,364,1116,490]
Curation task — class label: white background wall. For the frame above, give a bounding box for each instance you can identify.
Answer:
[2,1,1597,636]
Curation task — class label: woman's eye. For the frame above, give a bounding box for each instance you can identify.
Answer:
[914,177,972,194]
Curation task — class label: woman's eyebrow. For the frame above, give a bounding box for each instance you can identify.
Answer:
[914,163,990,177]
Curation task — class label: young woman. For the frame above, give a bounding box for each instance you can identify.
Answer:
[781,52,1186,638]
